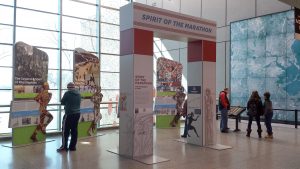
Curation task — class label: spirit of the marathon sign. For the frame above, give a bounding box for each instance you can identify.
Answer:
[133,3,216,41]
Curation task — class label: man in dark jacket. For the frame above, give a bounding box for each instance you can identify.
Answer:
[57,82,81,152]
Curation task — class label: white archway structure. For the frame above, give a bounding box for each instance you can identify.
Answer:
[117,2,217,163]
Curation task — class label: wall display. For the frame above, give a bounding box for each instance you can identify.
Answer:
[9,100,40,128]
[231,10,300,121]
[14,41,48,100]
[74,48,100,98]
[155,57,183,115]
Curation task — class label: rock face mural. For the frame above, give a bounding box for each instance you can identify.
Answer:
[74,48,100,98]
[14,41,48,100]
[231,10,300,121]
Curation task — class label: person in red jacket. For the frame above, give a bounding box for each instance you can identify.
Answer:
[218,88,230,133]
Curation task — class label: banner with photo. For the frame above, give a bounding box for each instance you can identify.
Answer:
[14,42,48,100]
[74,48,100,98]
[155,57,183,115]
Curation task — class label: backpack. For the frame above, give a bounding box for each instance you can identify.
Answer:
[247,101,258,116]
[218,91,230,111]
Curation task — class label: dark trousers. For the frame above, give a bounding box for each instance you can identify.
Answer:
[264,112,273,135]
[247,115,262,133]
[62,113,80,149]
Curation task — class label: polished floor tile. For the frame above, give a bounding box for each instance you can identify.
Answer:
[1,120,300,169]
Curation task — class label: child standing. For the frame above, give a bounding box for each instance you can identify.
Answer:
[263,92,273,139]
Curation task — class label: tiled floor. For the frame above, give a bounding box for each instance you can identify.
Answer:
[1,120,300,169]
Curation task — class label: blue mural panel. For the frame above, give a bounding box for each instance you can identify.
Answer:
[230,10,300,122]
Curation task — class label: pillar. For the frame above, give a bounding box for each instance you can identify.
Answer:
[119,28,154,157]
[187,40,216,146]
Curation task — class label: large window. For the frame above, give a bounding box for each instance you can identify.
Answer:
[0,0,130,135]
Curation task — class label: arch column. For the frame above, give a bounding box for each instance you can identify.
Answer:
[119,28,154,157]
[187,40,216,146]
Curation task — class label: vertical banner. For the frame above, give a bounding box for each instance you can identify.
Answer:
[73,48,101,137]
[187,84,202,145]
[74,48,100,98]
[155,58,183,116]
[295,8,300,40]
[11,42,49,127]
[11,41,51,145]
[14,42,48,100]
[133,55,153,157]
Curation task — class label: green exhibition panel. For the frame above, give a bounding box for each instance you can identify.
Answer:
[77,121,96,138]
[12,126,46,146]
[156,115,179,128]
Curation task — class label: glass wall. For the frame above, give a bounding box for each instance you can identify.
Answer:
[230,10,300,122]
[0,0,130,135]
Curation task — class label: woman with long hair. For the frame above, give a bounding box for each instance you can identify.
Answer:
[246,90,263,138]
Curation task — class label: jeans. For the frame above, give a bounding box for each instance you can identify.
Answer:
[247,115,262,133]
[220,108,228,131]
[264,112,273,135]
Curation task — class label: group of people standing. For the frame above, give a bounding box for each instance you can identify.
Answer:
[219,88,273,139]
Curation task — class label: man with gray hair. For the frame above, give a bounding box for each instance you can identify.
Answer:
[57,82,81,152]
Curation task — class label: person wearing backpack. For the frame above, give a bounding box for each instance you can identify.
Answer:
[246,90,263,138]
[218,88,230,133]
[263,92,273,139]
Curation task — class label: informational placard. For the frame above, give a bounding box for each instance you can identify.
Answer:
[133,55,153,157]
[74,48,100,98]
[9,100,40,128]
[14,42,48,100]
[155,58,183,115]
[78,99,94,122]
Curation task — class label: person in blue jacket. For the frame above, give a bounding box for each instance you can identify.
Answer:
[57,82,81,152]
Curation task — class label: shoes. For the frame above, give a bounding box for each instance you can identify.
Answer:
[246,134,250,137]
[181,135,187,138]
[57,146,68,152]
[221,130,229,133]
[264,135,273,139]
[69,147,76,151]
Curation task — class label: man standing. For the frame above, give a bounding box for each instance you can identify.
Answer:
[57,82,81,152]
[219,88,230,133]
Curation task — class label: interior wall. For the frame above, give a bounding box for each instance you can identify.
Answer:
[133,0,292,95]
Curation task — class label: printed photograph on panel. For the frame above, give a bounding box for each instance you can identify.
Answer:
[155,57,183,115]
[14,42,48,100]
[74,48,100,98]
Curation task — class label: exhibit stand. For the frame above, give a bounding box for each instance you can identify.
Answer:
[155,58,183,128]
[6,42,54,147]
[108,2,228,165]
[73,49,103,139]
